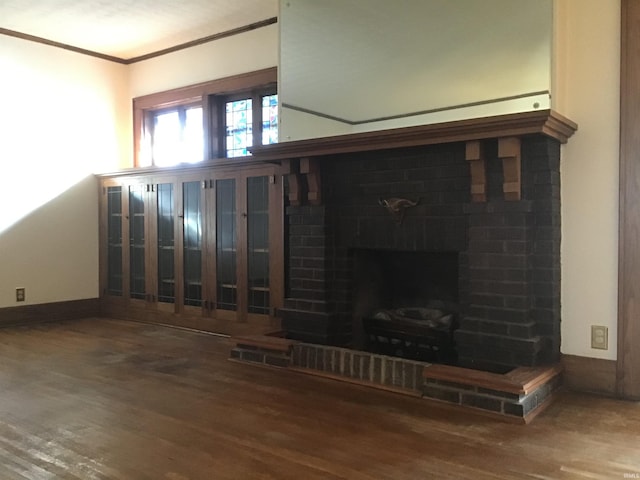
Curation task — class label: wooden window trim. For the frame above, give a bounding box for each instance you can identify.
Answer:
[133,67,277,167]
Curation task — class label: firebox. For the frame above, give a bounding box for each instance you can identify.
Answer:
[351,249,459,362]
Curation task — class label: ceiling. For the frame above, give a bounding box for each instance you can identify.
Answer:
[0,0,278,61]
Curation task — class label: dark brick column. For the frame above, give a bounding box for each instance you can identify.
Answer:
[457,201,537,371]
[279,205,349,345]
[528,137,562,362]
[455,137,561,372]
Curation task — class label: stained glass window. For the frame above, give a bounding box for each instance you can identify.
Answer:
[224,92,278,158]
[140,85,277,164]
[262,94,278,146]
[135,71,278,167]
[225,99,253,158]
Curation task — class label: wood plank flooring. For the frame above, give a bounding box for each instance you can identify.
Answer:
[0,318,638,480]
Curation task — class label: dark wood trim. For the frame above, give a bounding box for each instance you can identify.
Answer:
[98,155,283,180]
[251,109,577,161]
[127,18,277,64]
[0,18,277,65]
[132,68,277,109]
[0,299,100,327]
[563,354,617,396]
[0,27,128,63]
[282,90,550,126]
[618,0,640,400]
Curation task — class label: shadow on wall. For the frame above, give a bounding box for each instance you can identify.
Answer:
[0,175,100,307]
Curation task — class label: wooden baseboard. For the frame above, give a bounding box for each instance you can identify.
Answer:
[562,354,617,396]
[0,298,100,327]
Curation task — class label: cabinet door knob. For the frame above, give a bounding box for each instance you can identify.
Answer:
[241,212,248,218]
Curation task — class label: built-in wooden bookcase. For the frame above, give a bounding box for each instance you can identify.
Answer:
[98,163,284,336]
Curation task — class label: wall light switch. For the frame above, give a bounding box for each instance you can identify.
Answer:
[591,325,608,350]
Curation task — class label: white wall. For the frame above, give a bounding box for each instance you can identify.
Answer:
[554,0,620,360]
[279,0,552,140]
[280,107,352,140]
[0,24,278,308]
[129,24,278,98]
[0,36,129,307]
[282,93,552,141]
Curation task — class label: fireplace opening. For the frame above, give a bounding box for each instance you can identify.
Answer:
[351,249,460,364]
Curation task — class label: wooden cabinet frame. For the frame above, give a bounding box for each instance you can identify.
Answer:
[98,163,284,336]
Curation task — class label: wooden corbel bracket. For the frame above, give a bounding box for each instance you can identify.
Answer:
[300,157,322,206]
[283,158,302,206]
[466,140,486,202]
[499,136,522,201]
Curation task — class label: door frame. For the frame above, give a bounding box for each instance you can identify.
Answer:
[618,0,640,399]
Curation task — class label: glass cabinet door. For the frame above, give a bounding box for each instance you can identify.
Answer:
[128,184,146,300]
[182,181,203,308]
[106,186,123,296]
[216,178,237,311]
[101,168,283,334]
[246,176,270,314]
[156,182,175,304]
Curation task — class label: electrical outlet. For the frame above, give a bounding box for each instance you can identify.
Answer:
[591,325,608,350]
[16,287,25,302]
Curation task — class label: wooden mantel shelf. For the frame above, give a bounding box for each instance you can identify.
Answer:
[250,109,577,161]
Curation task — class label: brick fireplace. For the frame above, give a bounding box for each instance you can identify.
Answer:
[253,110,576,374]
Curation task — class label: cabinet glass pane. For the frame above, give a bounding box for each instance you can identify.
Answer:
[107,186,123,295]
[247,176,269,314]
[129,185,146,300]
[216,178,237,310]
[157,183,175,304]
[183,181,202,307]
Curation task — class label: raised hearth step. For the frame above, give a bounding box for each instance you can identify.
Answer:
[422,363,564,423]
[233,334,299,353]
[229,340,563,423]
[423,363,563,395]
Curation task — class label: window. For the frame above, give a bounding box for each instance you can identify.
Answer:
[151,104,204,167]
[225,98,253,158]
[133,68,278,168]
[223,90,279,158]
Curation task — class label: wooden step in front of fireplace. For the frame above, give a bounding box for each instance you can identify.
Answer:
[422,363,563,423]
[230,334,299,368]
[229,336,563,423]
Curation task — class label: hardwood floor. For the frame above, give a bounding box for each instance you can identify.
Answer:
[0,318,638,480]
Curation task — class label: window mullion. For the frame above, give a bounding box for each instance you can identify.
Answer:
[252,91,262,149]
